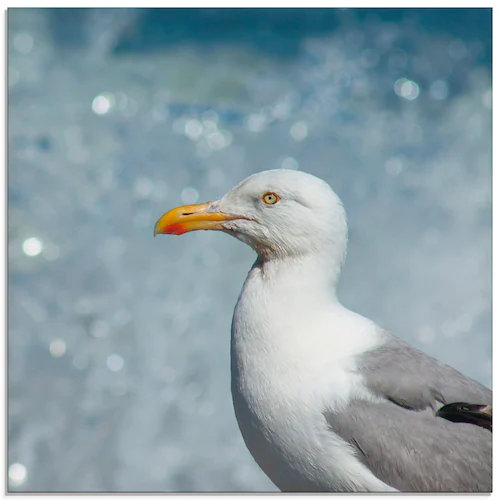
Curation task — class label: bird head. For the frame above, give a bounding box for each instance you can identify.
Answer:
[154,169,347,264]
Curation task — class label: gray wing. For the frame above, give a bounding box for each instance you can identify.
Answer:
[325,332,492,492]
[326,400,492,492]
[359,332,492,408]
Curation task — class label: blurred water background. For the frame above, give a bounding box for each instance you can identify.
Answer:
[7,8,492,492]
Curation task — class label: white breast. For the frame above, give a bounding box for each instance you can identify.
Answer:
[230,263,396,492]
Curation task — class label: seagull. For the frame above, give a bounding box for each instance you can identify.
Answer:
[154,169,492,492]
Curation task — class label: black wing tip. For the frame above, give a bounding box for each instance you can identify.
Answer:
[436,402,492,431]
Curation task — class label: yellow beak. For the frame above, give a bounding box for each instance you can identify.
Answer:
[154,202,239,236]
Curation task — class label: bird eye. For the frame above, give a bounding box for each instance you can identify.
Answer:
[262,192,280,205]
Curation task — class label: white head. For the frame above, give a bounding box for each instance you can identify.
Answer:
[155,170,348,280]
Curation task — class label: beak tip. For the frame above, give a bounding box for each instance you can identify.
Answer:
[153,220,164,237]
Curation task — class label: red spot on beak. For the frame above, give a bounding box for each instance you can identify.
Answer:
[163,223,188,235]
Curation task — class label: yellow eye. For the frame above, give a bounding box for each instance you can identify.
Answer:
[262,192,280,205]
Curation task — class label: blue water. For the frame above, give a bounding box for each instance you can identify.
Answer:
[8,8,491,492]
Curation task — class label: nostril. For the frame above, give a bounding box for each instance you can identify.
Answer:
[182,212,195,216]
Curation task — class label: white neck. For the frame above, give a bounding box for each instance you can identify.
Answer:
[231,253,380,378]
[254,250,343,300]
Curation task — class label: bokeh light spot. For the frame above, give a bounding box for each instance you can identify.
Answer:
[385,157,403,176]
[185,119,203,140]
[273,102,291,121]
[448,39,468,60]
[429,80,449,100]
[281,157,299,170]
[49,339,66,358]
[201,110,219,127]
[207,131,227,150]
[9,463,27,487]
[181,187,199,204]
[290,121,308,142]
[73,353,89,371]
[13,33,34,54]
[134,177,154,198]
[92,93,114,115]
[90,320,109,339]
[107,354,124,372]
[22,237,43,257]
[246,113,266,132]
[394,78,420,100]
